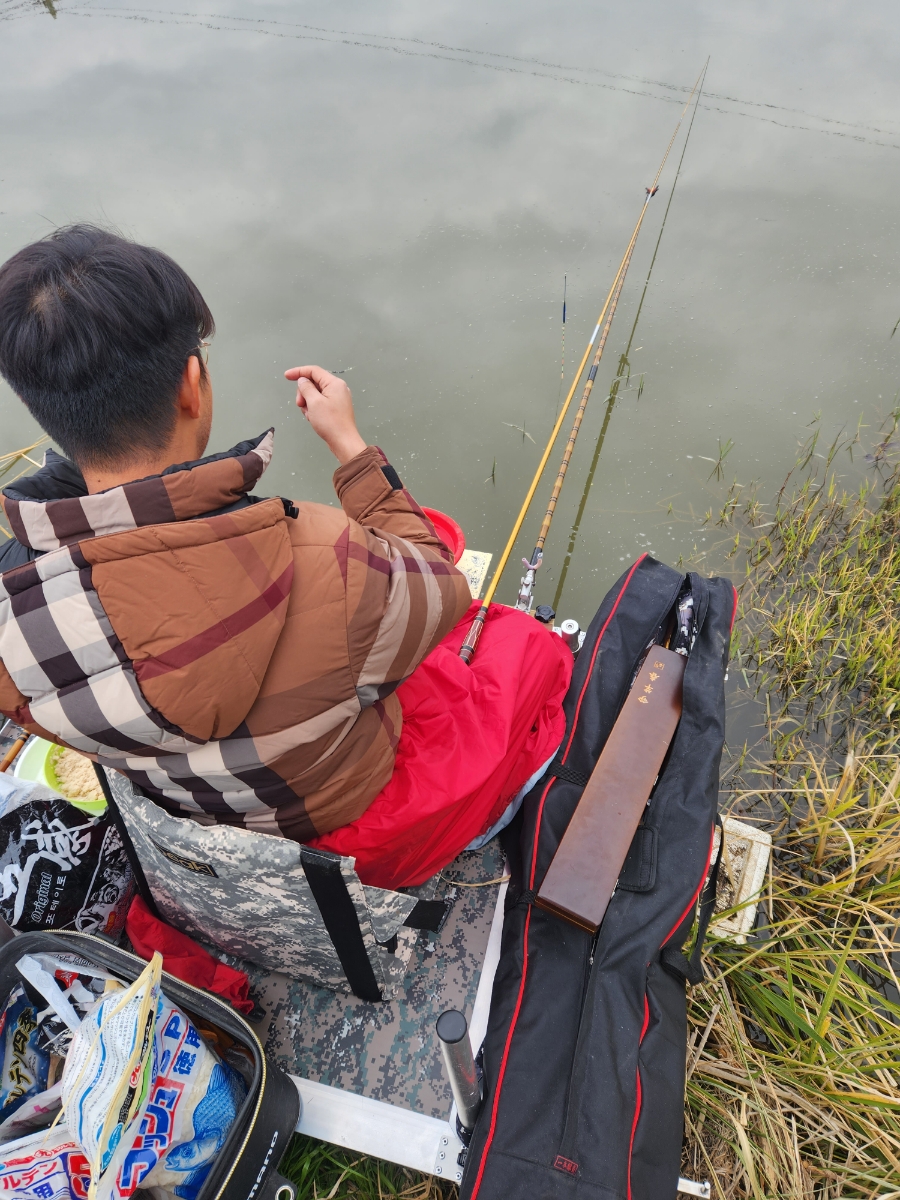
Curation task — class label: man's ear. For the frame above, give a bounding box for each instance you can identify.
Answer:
[177,355,203,420]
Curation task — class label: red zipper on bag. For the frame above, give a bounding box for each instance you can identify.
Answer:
[467,560,646,1200]
[626,998,651,1200]
[559,555,647,763]
[626,822,716,1198]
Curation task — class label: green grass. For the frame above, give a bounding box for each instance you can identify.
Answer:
[680,413,900,1197]
[278,1136,454,1199]
[733,419,900,761]
[683,749,900,1197]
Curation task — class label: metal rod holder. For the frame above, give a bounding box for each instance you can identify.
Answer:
[436,1009,482,1132]
[558,618,581,653]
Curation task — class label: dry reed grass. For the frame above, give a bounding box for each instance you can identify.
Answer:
[682,416,900,1197]
[0,436,47,539]
[684,750,900,1198]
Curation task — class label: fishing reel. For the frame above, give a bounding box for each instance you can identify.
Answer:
[515,557,585,654]
[515,553,542,612]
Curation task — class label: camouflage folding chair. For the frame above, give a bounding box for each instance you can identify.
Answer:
[97,768,448,1001]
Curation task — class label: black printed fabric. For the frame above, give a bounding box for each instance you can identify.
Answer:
[0,798,134,936]
[461,556,735,1200]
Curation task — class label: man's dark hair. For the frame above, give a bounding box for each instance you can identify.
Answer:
[0,224,214,466]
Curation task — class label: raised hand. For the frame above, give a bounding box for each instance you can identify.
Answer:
[284,364,367,465]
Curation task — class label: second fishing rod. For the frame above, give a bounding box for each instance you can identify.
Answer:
[459,65,706,665]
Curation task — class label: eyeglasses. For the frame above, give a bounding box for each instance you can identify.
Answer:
[191,341,210,365]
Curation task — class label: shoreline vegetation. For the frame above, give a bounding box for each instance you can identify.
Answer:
[2,420,898,1198]
[681,414,900,1198]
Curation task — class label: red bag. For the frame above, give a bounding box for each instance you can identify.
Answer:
[311,602,573,889]
[126,895,254,1014]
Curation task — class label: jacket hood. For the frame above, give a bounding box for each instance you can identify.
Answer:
[0,429,295,742]
[1,430,275,551]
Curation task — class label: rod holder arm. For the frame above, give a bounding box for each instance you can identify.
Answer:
[436,1009,482,1133]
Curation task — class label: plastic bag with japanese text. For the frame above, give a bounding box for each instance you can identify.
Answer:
[0,797,133,938]
[0,1126,91,1200]
[61,955,161,1200]
[0,986,49,1128]
[116,998,247,1200]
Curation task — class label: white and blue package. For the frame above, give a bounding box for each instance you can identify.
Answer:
[0,986,50,1125]
[104,997,247,1200]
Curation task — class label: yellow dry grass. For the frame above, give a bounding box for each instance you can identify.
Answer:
[685,751,900,1198]
[684,417,900,1197]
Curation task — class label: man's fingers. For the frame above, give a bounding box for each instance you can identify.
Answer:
[284,364,334,385]
[295,377,322,407]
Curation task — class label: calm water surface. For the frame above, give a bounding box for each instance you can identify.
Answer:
[1,0,899,632]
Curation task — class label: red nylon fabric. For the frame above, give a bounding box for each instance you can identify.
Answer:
[126,895,254,1015]
[310,601,573,889]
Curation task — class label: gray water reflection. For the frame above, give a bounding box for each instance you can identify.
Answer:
[1,0,898,633]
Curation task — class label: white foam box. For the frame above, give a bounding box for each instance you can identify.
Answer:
[710,816,773,944]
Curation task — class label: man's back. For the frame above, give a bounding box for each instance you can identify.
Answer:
[0,430,471,837]
[0,226,572,890]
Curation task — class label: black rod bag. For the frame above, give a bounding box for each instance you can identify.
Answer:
[461,557,734,1200]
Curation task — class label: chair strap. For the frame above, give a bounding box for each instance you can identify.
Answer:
[93,765,164,921]
[403,898,450,933]
[300,847,383,1001]
[548,760,590,788]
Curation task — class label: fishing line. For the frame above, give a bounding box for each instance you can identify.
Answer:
[553,275,567,424]
[65,5,692,111]
[459,64,707,664]
[0,0,41,19]
[55,5,900,150]
[551,65,707,612]
[514,60,709,614]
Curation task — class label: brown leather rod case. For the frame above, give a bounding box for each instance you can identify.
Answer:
[535,645,686,933]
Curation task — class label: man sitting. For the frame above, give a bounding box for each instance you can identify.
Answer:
[0,226,571,889]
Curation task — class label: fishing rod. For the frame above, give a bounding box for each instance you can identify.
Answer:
[459,64,707,665]
[551,65,708,614]
[513,230,638,613]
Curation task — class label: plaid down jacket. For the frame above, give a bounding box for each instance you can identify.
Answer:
[0,431,472,838]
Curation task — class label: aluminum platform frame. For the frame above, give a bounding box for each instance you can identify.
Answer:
[285,880,708,1198]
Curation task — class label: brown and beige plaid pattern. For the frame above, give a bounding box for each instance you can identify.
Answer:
[3,430,275,550]
[0,433,472,838]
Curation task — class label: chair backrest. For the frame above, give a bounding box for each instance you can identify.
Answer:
[101,769,430,1000]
